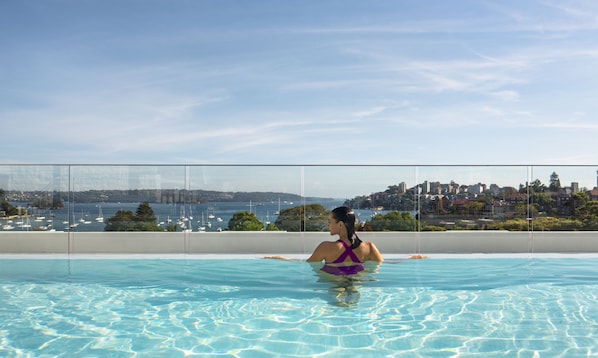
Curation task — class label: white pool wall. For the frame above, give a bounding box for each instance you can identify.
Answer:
[0,231,597,254]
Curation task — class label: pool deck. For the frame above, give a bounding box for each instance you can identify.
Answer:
[1,231,597,255]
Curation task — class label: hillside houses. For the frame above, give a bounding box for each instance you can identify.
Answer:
[354,178,595,221]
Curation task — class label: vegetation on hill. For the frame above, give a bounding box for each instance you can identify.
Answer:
[341,172,598,232]
[367,212,419,231]
[0,189,19,216]
[104,202,169,231]
[228,212,264,231]
[274,204,328,232]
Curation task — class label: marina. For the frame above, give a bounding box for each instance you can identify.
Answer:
[0,199,347,233]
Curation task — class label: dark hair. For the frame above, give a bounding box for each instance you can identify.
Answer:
[331,206,362,249]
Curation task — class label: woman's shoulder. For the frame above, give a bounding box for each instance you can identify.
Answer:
[362,241,383,261]
[363,241,382,252]
[315,240,340,250]
[320,240,342,247]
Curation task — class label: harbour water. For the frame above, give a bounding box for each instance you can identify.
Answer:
[2,199,358,232]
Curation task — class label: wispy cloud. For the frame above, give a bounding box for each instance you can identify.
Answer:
[2,0,598,169]
[352,106,387,117]
[539,0,598,21]
[489,90,520,101]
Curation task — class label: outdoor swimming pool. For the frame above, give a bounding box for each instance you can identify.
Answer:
[1,256,597,357]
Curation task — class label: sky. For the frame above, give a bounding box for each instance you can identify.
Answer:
[1,0,598,196]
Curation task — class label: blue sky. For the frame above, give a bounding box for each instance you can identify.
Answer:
[1,1,598,195]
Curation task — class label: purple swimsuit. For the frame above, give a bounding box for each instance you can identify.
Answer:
[320,240,365,276]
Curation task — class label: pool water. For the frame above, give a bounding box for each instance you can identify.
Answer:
[0,257,597,357]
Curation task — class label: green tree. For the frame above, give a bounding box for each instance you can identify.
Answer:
[228,212,264,231]
[264,223,281,231]
[531,192,553,215]
[164,223,178,232]
[572,192,589,215]
[549,172,561,192]
[0,189,18,216]
[104,202,162,231]
[105,210,137,231]
[514,202,537,219]
[135,202,157,223]
[574,201,598,230]
[530,179,547,193]
[520,179,547,194]
[463,201,484,216]
[367,211,418,231]
[274,204,328,232]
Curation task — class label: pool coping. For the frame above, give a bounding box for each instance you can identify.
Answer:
[2,231,598,254]
[2,253,598,260]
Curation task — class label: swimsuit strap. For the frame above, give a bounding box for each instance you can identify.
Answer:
[331,240,362,264]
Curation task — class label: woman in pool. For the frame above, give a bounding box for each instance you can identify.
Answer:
[266,206,383,305]
[306,206,383,275]
[267,206,383,275]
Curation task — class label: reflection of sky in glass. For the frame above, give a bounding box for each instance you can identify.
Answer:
[188,166,302,195]
[71,166,186,191]
[303,166,418,199]
[1,165,597,198]
[529,166,597,190]
[416,166,530,189]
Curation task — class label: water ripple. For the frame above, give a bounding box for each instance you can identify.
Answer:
[0,258,597,356]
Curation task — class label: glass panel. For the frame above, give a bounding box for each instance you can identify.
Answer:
[68,165,186,232]
[0,165,69,232]
[414,166,530,231]
[188,165,302,232]
[2,164,597,235]
[303,166,418,232]
[529,165,597,231]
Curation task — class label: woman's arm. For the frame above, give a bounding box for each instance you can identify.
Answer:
[263,256,291,260]
[265,241,332,262]
[368,242,384,262]
[306,242,328,262]
[262,256,306,262]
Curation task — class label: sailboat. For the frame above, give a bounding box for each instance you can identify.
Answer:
[203,210,212,229]
[95,205,104,222]
[69,210,79,229]
[2,224,15,230]
[196,212,206,231]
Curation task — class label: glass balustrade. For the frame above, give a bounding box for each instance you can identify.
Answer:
[1,164,596,234]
